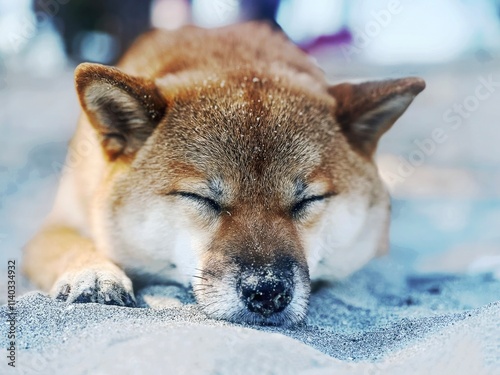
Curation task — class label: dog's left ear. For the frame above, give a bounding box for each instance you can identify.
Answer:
[75,63,167,160]
[328,77,425,157]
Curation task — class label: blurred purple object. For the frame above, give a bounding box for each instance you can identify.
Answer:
[300,28,352,53]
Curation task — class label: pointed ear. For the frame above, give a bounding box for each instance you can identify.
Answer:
[328,77,425,157]
[75,63,167,160]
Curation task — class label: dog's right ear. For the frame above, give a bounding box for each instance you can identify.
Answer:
[75,63,167,160]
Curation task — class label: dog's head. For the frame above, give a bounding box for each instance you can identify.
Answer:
[75,63,424,325]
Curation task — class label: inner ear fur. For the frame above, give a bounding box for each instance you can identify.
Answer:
[328,77,425,157]
[75,63,167,160]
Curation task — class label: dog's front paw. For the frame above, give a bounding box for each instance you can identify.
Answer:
[51,262,136,307]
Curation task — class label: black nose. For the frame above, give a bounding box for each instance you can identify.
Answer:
[238,269,293,317]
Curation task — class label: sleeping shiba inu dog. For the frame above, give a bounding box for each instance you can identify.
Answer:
[23,22,424,326]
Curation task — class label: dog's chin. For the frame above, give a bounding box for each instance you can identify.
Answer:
[212,305,308,327]
[199,296,309,327]
[193,267,310,327]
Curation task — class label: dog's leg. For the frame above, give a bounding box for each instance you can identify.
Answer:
[23,226,135,306]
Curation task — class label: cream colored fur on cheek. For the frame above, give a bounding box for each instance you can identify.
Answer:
[305,192,388,280]
[98,197,200,286]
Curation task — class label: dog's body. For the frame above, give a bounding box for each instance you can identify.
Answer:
[23,23,424,325]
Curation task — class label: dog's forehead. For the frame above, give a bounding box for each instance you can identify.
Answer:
[152,80,338,183]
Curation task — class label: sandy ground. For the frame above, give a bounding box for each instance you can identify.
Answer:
[1,53,499,374]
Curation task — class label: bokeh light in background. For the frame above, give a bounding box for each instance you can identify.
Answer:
[277,0,345,43]
[0,0,499,277]
[191,0,240,27]
[151,0,190,30]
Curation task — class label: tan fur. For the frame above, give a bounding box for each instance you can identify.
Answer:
[23,22,424,324]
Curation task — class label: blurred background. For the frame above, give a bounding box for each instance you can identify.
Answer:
[1,0,499,299]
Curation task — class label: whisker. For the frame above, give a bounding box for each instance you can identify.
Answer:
[191,287,212,292]
[191,275,208,281]
[196,268,218,278]
[193,290,218,297]
[201,299,223,309]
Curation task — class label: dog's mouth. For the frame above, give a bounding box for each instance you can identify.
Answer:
[193,263,310,326]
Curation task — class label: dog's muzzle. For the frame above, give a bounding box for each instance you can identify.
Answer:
[237,267,294,317]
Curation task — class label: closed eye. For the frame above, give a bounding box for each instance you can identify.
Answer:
[291,193,335,218]
[176,192,222,214]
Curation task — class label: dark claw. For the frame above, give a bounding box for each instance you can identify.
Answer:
[122,292,137,307]
[102,291,124,306]
[98,282,136,307]
[55,284,71,302]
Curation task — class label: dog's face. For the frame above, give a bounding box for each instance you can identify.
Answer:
[76,63,424,325]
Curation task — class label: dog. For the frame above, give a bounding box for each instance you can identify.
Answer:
[23,22,425,326]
